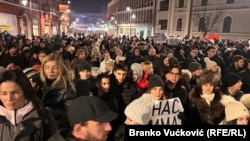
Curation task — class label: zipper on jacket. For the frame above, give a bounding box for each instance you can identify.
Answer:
[13,109,17,133]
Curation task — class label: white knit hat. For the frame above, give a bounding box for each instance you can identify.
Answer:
[124,94,154,125]
[240,94,250,109]
[204,57,217,70]
[225,101,250,122]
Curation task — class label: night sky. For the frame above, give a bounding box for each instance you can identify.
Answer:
[71,0,110,13]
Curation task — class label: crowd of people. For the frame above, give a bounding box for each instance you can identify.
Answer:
[0,32,250,141]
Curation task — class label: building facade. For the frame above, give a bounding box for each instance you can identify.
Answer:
[107,0,250,40]
[107,0,155,39]
[0,0,71,39]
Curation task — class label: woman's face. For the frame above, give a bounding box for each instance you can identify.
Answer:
[163,58,169,66]
[79,70,91,80]
[236,115,249,125]
[38,53,47,62]
[99,78,110,93]
[201,83,214,94]
[210,65,218,72]
[0,81,26,110]
[44,61,60,80]
[150,87,164,100]
[124,117,140,125]
[132,70,139,82]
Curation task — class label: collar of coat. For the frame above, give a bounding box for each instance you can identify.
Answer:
[0,101,34,125]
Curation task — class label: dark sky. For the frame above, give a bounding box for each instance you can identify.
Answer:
[71,0,110,13]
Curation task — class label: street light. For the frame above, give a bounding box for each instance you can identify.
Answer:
[21,0,32,39]
[110,16,117,36]
[126,6,131,37]
[21,0,31,15]
[21,0,28,6]
[126,6,136,37]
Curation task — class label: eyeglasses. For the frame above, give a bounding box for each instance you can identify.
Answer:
[168,72,180,77]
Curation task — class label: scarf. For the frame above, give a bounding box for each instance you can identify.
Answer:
[201,93,215,106]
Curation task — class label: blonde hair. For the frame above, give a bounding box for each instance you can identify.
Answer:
[141,61,152,71]
[92,46,100,52]
[40,53,76,91]
[91,50,102,59]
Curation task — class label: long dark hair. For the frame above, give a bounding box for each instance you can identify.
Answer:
[0,69,47,120]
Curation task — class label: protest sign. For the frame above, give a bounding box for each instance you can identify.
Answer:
[150,98,184,125]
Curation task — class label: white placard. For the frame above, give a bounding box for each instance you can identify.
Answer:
[150,97,184,125]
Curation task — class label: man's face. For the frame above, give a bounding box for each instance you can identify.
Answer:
[9,47,17,55]
[104,53,110,61]
[39,42,46,48]
[189,49,198,58]
[247,62,250,70]
[76,121,112,141]
[165,68,180,84]
[236,59,245,68]
[34,39,40,46]
[231,80,243,92]
[134,49,140,56]
[207,48,217,58]
[114,70,127,84]
[145,64,153,75]
[78,52,86,60]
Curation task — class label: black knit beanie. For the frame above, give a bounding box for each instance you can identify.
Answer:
[147,75,164,90]
[222,72,241,87]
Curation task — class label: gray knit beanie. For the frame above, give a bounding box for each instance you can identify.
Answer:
[130,63,143,81]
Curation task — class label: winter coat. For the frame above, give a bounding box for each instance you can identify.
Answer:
[91,87,120,113]
[164,81,193,125]
[224,64,244,76]
[0,52,26,69]
[47,129,77,141]
[239,68,250,93]
[114,124,125,141]
[0,102,55,141]
[41,81,76,129]
[189,89,235,125]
